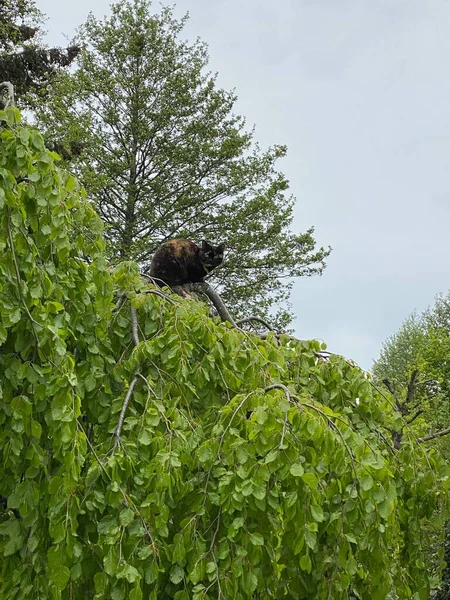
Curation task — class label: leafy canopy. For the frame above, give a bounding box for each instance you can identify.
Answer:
[372,294,450,595]
[34,0,330,329]
[0,107,448,599]
[372,298,450,436]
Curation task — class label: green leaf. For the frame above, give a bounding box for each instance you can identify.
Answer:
[117,563,140,583]
[310,504,324,522]
[138,429,152,445]
[361,475,374,491]
[300,553,312,573]
[130,585,143,600]
[119,508,134,527]
[170,565,184,585]
[290,463,304,477]
[301,473,319,489]
[249,533,264,546]
[242,570,258,594]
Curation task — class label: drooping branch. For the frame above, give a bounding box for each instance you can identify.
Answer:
[264,384,296,405]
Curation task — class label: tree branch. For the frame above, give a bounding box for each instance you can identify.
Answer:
[418,427,450,443]
[382,378,395,396]
[113,375,139,450]
[404,369,419,407]
[236,317,275,332]
[113,306,140,450]
[264,384,297,405]
[406,409,423,425]
[130,306,139,346]
[181,282,237,327]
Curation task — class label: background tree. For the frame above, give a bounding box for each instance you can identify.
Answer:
[372,295,450,440]
[35,0,330,329]
[372,293,450,594]
[0,0,79,106]
[372,312,426,393]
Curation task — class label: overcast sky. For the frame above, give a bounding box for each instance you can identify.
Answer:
[37,0,450,370]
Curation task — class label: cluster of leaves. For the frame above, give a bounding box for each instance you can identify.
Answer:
[0,0,79,105]
[0,110,448,599]
[33,0,330,330]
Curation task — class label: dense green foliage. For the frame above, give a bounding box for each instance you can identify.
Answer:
[0,0,79,105]
[373,296,450,594]
[0,110,448,599]
[372,300,450,438]
[34,0,330,329]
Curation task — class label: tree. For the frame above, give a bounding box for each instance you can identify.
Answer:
[372,312,426,393]
[372,295,450,439]
[0,104,448,599]
[372,295,450,594]
[34,0,330,329]
[0,0,79,106]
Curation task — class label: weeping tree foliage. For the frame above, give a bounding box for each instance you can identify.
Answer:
[34,0,330,329]
[0,0,79,105]
[0,107,448,599]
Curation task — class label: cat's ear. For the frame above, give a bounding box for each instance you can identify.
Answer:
[217,243,225,253]
[201,240,213,251]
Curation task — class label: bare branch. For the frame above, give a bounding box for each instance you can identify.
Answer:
[182,282,237,327]
[113,375,139,449]
[236,317,275,332]
[382,378,395,396]
[418,427,450,443]
[130,306,139,346]
[405,369,419,407]
[113,306,140,449]
[145,288,177,304]
[406,409,424,425]
[264,384,296,404]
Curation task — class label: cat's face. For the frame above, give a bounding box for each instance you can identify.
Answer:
[201,240,225,270]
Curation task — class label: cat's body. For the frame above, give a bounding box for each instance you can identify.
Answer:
[149,239,225,287]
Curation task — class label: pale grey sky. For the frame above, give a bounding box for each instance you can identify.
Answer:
[37,0,450,370]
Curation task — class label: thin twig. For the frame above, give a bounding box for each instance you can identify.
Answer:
[113,294,126,312]
[6,209,42,336]
[279,415,288,448]
[113,376,139,449]
[145,289,176,304]
[264,384,296,404]
[406,409,424,425]
[113,307,140,449]
[235,317,275,332]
